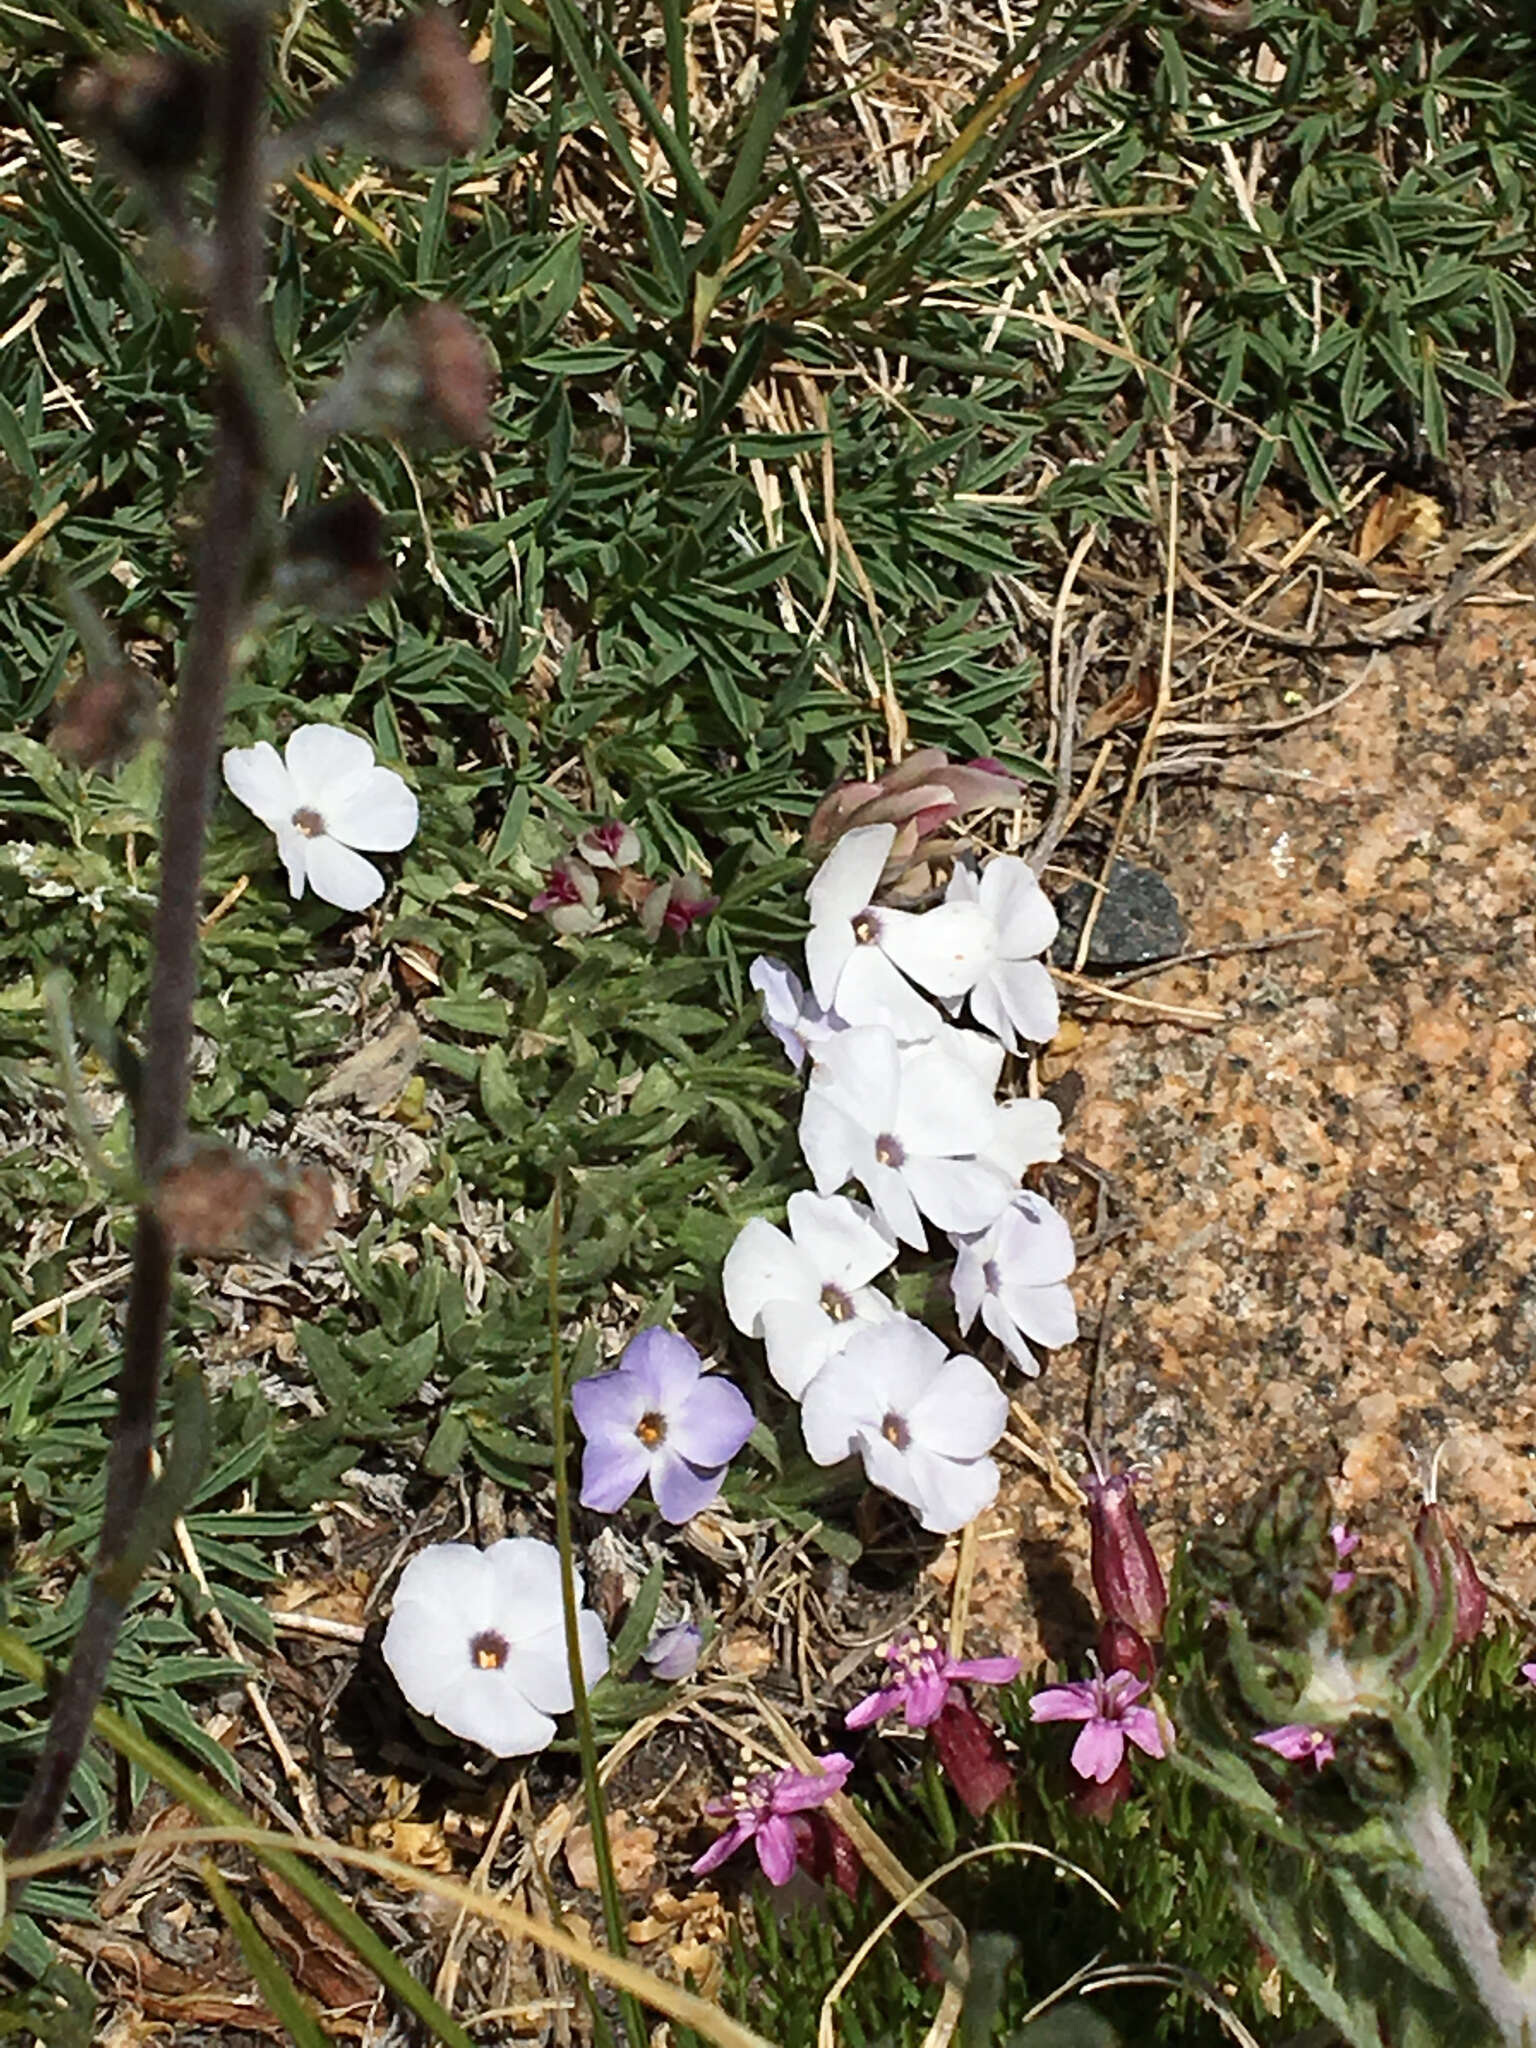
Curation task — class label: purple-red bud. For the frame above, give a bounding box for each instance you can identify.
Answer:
[274,495,394,615]
[153,1142,336,1260]
[930,1692,1013,1820]
[1096,1617,1156,1685]
[530,856,602,935]
[1414,1500,1487,1649]
[67,51,212,179]
[49,662,160,772]
[1086,1464,1168,1642]
[792,1811,862,1899]
[347,9,490,166]
[639,871,718,941]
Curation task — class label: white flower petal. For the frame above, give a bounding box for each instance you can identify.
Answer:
[283,724,378,806]
[908,1353,1009,1457]
[997,1195,1076,1288]
[986,959,1060,1047]
[893,1043,998,1158]
[391,1543,495,1629]
[983,1098,1063,1177]
[222,741,297,829]
[799,1086,868,1199]
[864,1159,927,1247]
[831,945,948,1037]
[900,1154,1014,1234]
[904,1445,999,1533]
[946,860,981,905]
[786,1190,898,1290]
[325,766,419,852]
[980,855,1059,957]
[759,1296,844,1398]
[723,1218,818,1334]
[926,1023,1005,1093]
[950,1242,986,1335]
[807,823,896,924]
[997,1278,1079,1350]
[876,902,994,998]
[805,917,857,1011]
[302,836,387,911]
[835,1316,945,1413]
[815,1026,902,1136]
[274,821,309,900]
[857,1429,927,1514]
[434,1668,558,1756]
[382,1603,468,1717]
[800,1361,871,1466]
[981,1294,1042,1374]
[481,1536,578,1641]
[968,974,1019,1054]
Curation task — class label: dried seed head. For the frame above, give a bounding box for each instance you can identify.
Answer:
[347,9,490,165]
[316,304,496,448]
[67,51,213,179]
[153,1142,337,1261]
[49,663,161,772]
[274,495,394,615]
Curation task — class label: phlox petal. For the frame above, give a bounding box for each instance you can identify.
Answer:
[274,821,309,900]
[984,1098,1063,1177]
[284,723,377,803]
[302,836,387,911]
[980,1295,1043,1375]
[832,944,947,1037]
[672,1375,755,1468]
[900,1155,1014,1234]
[325,765,419,851]
[787,1190,898,1289]
[798,1087,868,1200]
[571,1369,649,1440]
[723,1218,817,1334]
[903,1443,999,1533]
[996,1279,1078,1350]
[436,1670,558,1757]
[877,901,994,997]
[650,1445,727,1524]
[621,1326,703,1410]
[222,740,296,828]
[907,1354,1009,1457]
[979,855,1059,957]
[579,1436,651,1513]
[808,823,896,924]
[759,1297,847,1399]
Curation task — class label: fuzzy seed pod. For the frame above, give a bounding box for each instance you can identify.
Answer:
[346,9,489,165]
[1414,1499,1487,1650]
[67,51,213,179]
[49,663,160,772]
[153,1143,336,1260]
[274,495,394,615]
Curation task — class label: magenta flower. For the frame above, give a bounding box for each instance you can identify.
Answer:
[577,818,640,871]
[572,1328,754,1525]
[1329,1521,1359,1595]
[1255,1724,1336,1771]
[690,1754,854,1885]
[640,871,718,940]
[1521,1662,1536,1687]
[845,1631,1019,1731]
[1029,1670,1166,1784]
[530,855,602,934]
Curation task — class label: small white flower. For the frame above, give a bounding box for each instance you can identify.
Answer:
[222,723,418,911]
[749,956,844,1072]
[381,1537,609,1757]
[799,1316,1009,1533]
[806,824,992,1037]
[723,1191,898,1397]
[981,1095,1064,1179]
[952,1190,1079,1375]
[799,1026,1015,1247]
[945,857,1060,1050]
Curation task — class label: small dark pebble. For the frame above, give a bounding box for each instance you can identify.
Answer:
[1052,856,1185,969]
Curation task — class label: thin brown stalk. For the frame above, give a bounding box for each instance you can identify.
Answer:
[5,13,271,1865]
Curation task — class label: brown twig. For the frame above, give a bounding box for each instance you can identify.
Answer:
[6,14,271,1865]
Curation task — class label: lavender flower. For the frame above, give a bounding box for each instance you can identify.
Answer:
[845,1631,1019,1731]
[1255,1724,1336,1771]
[572,1328,753,1525]
[690,1754,853,1885]
[1028,1670,1167,1784]
[642,1619,703,1682]
[1522,1662,1536,1687]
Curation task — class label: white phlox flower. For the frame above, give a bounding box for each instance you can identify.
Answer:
[944,856,1060,1050]
[799,1315,1009,1533]
[723,1190,898,1397]
[805,823,993,1037]
[381,1537,609,1756]
[799,1026,1016,1247]
[952,1189,1078,1374]
[981,1094,1064,1180]
[222,723,419,911]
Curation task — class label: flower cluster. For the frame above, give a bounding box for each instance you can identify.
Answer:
[725,810,1077,1534]
[530,816,716,943]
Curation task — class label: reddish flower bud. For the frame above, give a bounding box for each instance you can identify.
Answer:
[1096,1617,1156,1685]
[67,51,212,179]
[344,9,490,165]
[639,872,718,942]
[806,748,1022,883]
[577,818,641,872]
[1071,1754,1132,1821]
[530,856,602,935]
[1415,1499,1487,1650]
[274,495,394,615]
[930,1692,1013,1820]
[309,304,496,449]
[1085,1455,1167,1643]
[49,662,160,772]
[153,1143,336,1260]
[792,1811,862,1900]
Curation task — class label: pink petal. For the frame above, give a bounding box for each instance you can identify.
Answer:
[844,1690,893,1731]
[770,1755,853,1812]
[949,1656,1021,1690]
[1028,1683,1096,1724]
[1122,1706,1165,1761]
[690,1818,753,1875]
[755,1816,799,1886]
[1070,1719,1127,1784]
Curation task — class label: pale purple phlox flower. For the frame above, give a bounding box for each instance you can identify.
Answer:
[1028,1669,1166,1784]
[572,1327,753,1525]
[690,1753,854,1886]
[845,1630,1019,1730]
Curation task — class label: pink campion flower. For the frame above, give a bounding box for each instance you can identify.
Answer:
[690,1754,854,1886]
[1330,1522,1360,1595]
[1255,1724,1336,1771]
[1029,1670,1166,1784]
[844,1630,1019,1731]
[530,856,602,935]
[1521,1662,1536,1687]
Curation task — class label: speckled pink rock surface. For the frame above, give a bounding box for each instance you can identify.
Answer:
[952,616,1536,1657]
